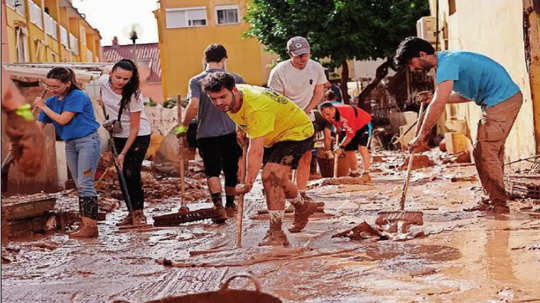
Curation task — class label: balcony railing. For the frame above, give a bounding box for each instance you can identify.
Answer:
[69,33,79,55]
[28,0,43,28]
[44,13,57,39]
[60,25,68,48]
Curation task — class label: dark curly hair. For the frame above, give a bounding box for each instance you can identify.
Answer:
[204,44,228,63]
[201,71,236,93]
[394,36,435,69]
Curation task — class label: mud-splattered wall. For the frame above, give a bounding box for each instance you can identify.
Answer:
[428,0,536,162]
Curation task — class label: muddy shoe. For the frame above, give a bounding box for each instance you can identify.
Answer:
[464,201,492,212]
[225,205,237,218]
[69,217,98,238]
[492,204,510,214]
[349,170,361,177]
[211,207,227,224]
[115,212,133,226]
[299,192,314,202]
[132,210,147,226]
[258,228,290,247]
[359,173,371,182]
[288,201,319,233]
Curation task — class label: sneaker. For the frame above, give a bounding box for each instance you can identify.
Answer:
[464,199,491,212]
[299,192,314,202]
[115,212,133,226]
[132,210,147,226]
[349,170,361,177]
[258,228,290,247]
[359,173,371,182]
[288,201,319,233]
[225,205,237,218]
[492,204,510,214]
[211,207,227,224]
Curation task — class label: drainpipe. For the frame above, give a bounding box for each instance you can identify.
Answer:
[435,0,439,51]
[524,0,540,153]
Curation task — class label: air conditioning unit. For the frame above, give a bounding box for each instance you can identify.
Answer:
[416,16,436,43]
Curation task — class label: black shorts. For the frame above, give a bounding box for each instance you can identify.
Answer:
[263,136,314,169]
[340,124,369,151]
[197,132,242,187]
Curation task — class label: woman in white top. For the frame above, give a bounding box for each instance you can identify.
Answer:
[99,59,152,226]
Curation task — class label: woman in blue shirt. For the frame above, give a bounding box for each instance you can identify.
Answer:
[35,67,101,238]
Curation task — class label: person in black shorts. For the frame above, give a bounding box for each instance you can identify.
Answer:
[176,44,244,222]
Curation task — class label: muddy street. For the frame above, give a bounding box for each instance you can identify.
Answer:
[1,152,539,302]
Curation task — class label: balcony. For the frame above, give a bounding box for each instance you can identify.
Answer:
[44,13,57,40]
[59,25,68,48]
[28,0,43,28]
[6,0,25,16]
[69,33,78,55]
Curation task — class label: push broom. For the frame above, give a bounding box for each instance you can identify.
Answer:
[375,102,425,226]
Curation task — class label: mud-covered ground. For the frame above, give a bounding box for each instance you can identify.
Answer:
[2,151,540,302]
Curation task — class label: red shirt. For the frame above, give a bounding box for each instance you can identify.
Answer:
[330,104,372,139]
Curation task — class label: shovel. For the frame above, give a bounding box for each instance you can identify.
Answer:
[376,102,425,226]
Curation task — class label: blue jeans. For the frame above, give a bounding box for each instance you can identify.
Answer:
[65,131,101,197]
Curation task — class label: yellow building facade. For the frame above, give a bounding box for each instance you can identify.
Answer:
[3,0,101,64]
[154,0,277,99]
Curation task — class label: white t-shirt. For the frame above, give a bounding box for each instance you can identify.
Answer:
[98,74,152,138]
[267,59,327,120]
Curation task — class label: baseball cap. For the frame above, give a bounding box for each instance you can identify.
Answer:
[287,36,310,56]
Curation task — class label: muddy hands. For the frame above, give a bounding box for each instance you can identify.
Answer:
[4,110,45,176]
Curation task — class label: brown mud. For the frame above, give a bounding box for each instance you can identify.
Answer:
[2,150,540,302]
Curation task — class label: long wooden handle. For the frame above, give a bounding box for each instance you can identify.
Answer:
[399,102,425,210]
[235,143,248,248]
[177,95,186,208]
[333,137,339,178]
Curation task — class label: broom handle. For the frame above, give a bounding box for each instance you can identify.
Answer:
[399,102,425,210]
[333,136,339,178]
[236,143,248,248]
[177,95,186,208]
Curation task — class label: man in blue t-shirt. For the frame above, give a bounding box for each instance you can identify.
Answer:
[175,44,244,223]
[394,37,523,214]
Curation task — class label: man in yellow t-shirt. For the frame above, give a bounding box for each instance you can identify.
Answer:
[201,71,320,247]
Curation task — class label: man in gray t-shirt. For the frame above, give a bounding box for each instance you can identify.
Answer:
[267,36,328,231]
[176,44,244,222]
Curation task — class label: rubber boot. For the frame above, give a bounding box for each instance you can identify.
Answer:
[288,201,319,233]
[70,217,98,238]
[259,222,290,247]
[70,196,99,238]
[116,212,133,226]
[132,210,147,226]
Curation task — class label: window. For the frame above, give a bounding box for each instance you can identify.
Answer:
[166,7,207,28]
[15,26,29,62]
[215,5,239,25]
[6,0,25,16]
